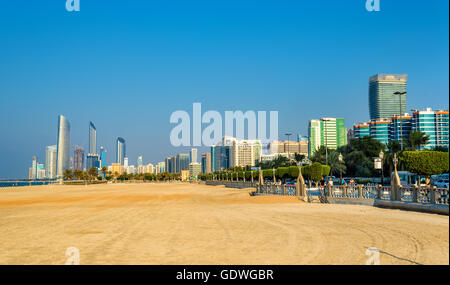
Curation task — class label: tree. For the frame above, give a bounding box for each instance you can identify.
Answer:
[432,146,449,152]
[310,146,329,164]
[88,167,98,181]
[403,131,430,151]
[63,169,73,180]
[401,151,449,183]
[294,153,305,164]
[101,167,108,179]
[310,162,323,187]
[327,151,346,177]
[73,169,83,180]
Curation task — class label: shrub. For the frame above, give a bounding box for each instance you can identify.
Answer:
[401,151,449,178]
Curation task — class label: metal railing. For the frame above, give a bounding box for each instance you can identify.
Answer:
[203,180,449,206]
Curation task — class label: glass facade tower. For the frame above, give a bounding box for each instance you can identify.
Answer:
[369,74,407,120]
[56,115,71,178]
[116,137,126,165]
[45,145,57,179]
[89,121,97,155]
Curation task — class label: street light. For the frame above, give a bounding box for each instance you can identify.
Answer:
[338,153,343,183]
[272,167,276,184]
[393,91,407,150]
[285,132,292,165]
[379,150,384,185]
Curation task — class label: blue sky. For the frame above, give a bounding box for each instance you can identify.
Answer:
[0,0,448,179]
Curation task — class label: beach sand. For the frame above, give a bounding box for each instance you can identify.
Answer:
[0,182,448,265]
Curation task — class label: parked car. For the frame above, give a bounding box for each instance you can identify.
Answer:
[434,179,449,189]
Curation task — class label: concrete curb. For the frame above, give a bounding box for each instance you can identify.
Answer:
[374,199,449,215]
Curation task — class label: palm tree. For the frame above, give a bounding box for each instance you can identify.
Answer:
[88,167,98,181]
[327,151,347,177]
[403,131,430,151]
[73,169,83,180]
[101,167,107,179]
[63,169,73,180]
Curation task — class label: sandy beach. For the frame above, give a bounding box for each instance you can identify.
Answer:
[0,182,448,265]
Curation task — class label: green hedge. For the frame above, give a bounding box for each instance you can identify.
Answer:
[402,151,449,177]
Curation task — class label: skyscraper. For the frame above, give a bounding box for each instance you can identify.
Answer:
[411,108,449,150]
[308,120,321,157]
[116,137,126,165]
[353,123,370,139]
[201,153,211,174]
[210,145,217,172]
[31,156,37,180]
[73,145,85,170]
[86,153,100,169]
[56,115,70,178]
[89,121,97,155]
[190,148,198,163]
[369,74,407,120]
[176,153,189,173]
[45,145,57,179]
[308,118,347,157]
[137,156,143,167]
[99,146,107,167]
[369,119,391,145]
[230,139,262,167]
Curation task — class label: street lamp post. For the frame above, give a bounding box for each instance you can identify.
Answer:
[379,150,384,185]
[285,133,292,165]
[272,167,276,184]
[338,153,343,184]
[393,91,407,150]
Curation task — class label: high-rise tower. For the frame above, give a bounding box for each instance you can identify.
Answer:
[56,115,71,178]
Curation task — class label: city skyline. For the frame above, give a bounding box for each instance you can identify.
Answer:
[0,1,449,178]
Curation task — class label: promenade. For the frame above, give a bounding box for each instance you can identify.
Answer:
[0,183,448,265]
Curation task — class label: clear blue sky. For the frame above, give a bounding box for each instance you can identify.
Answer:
[0,0,448,179]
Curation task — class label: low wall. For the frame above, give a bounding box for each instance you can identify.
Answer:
[374,199,449,215]
[328,197,375,206]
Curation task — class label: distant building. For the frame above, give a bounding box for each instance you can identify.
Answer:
[31,156,37,180]
[144,163,154,174]
[165,157,174,173]
[389,114,412,142]
[89,121,97,154]
[189,162,202,178]
[369,74,407,120]
[99,146,107,167]
[176,153,189,173]
[156,162,165,174]
[73,145,85,170]
[308,118,347,157]
[353,107,448,149]
[269,140,308,158]
[45,145,57,179]
[353,123,370,139]
[181,170,190,181]
[210,145,217,172]
[37,163,45,180]
[201,153,211,174]
[190,148,198,163]
[211,136,235,171]
[110,163,123,175]
[230,139,262,167]
[137,156,143,167]
[297,134,308,143]
[411,108,449,150]
[116,137,126,165]
[56,115,71,178]
[369,119,391,145]
[86,153,100,170]
[347,129,355,142]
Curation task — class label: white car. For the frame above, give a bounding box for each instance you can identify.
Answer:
[434,179,449,189]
